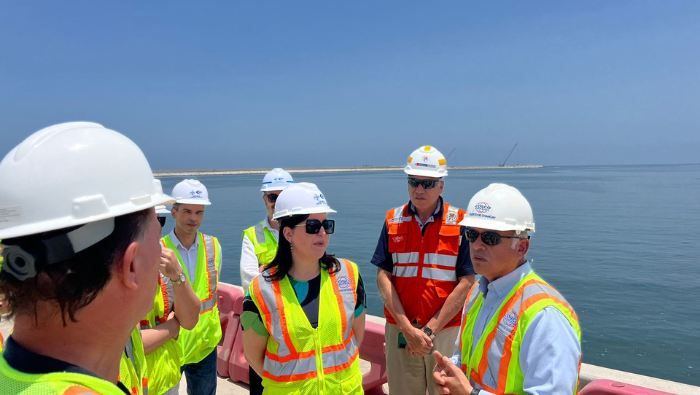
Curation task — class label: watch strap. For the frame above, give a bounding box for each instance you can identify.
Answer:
[470,388,480,395]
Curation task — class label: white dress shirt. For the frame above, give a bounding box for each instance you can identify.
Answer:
[169,230,223,284]
[240,216,279,291]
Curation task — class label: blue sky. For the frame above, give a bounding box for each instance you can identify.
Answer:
[1,1,698,168]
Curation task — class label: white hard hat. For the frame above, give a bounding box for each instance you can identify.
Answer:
[459,183,535,234]
[272,182,336,220]
[0,122,174,240]
[260,168,294,192]
[404,146,448,178]
[155,205,170,216]
[171,179,211,205]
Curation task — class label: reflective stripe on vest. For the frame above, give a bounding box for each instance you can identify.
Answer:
[385,202,464,328]
[250,259,361,389]
[243,222,278,265]
[460,271,581,394]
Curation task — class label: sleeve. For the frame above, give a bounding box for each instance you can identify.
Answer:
[240,233,260,291]
[216,238,224,277]
[354,272,367,318]
[241,291,270,337]
[455,226,476,277]
[519,307,582,394]
[370,221,394,272]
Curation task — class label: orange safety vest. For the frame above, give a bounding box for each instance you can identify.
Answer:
[385,202,465,328]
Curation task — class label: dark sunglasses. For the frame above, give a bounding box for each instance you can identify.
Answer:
[158,216,166,228]
[264,193,279,203]
[465,228,523,246]
[407,177,441,189]
[296,219,335,235]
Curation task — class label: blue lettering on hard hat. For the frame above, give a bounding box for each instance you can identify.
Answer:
[474,202,491,213]
[313,194,327,205]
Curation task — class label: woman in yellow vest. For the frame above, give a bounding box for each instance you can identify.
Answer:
[242,182,367,395]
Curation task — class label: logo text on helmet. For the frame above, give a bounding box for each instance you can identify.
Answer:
[189,190,203,198]
[474,202,491,213]
[423,156,429,163]
[313,193,327,205]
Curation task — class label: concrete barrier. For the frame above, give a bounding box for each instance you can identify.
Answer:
[359,320,388,394]
[580,380,676,395]
[216,285,243,379]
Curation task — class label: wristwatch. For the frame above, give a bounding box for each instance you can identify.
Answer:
[470,389,480,395]
[172,273,186,286]
[422,326,435,340]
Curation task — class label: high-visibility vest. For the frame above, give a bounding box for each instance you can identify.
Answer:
[243,221,278,266]
[0,352,129,395]
[460,271,582,394]
[161,233,222,364]
[249,259,363,395]
[384,202,465,328]
[119,326,149,395]
[140,274,182,395]
[0,333,3,352]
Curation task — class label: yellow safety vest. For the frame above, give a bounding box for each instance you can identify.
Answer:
[242,221,278,266]
[0,349,131,395]
[161,233,222,364]
[460,271,581,394]
[140,274,182,395]
[119,326,149,395]
[249,259,363,395]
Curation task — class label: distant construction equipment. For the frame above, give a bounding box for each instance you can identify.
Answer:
[499,143,518,167]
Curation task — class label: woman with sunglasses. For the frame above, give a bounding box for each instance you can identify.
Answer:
[242,182,367,395]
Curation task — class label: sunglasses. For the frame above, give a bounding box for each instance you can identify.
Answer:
[465,228,523,246]
[264,193,279,203]
[407,177,441,189]
[158,216,166,228]
[296,219,335,235]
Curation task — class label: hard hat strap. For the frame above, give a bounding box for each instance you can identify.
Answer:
[1,218,115,281]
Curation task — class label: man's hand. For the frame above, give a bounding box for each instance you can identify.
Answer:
[432,350,473,395]
[403,325,433,356]
[165,311,181,340]
[160,248,184,281]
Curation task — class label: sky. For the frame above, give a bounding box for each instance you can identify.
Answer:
[1,1,698,169]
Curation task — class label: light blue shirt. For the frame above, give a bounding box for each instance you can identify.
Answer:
[450,262,581,395]
[169,230,223,284]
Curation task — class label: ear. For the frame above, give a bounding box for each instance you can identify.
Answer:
[119,241,140,290]
[516,238,530,260]
[171,207,177,219]
[438,180,445,193]
[282,226,294,243]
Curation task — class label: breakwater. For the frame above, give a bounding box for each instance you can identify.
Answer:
[153,165,543,178]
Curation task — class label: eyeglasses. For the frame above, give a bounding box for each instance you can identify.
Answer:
[407,177,441,189]
[158,216,166,228]
[465,228,523,246]
[264,193,279,203]
[296,219,335,235]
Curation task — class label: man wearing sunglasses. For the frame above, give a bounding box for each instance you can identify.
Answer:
[432,183,581,395]
[372,145,476,395]
[239,168,293,395]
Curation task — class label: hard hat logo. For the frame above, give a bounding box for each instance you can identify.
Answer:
[313,193,328,205]
[404,145,448,177]
[475,202,492,214]
[423,156,429,163]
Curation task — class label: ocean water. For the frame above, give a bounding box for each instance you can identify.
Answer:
[158,164,700,386]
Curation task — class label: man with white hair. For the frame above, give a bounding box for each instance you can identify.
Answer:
[432,183,581,395]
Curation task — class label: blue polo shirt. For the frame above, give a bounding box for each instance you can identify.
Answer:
[370,197,475,278]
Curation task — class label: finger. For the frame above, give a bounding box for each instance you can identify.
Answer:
[432,370,446,386]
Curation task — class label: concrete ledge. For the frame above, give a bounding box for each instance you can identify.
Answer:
[579,363,698,395]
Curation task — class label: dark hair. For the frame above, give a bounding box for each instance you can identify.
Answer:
[0,209,152,325]
[263,214,340,282]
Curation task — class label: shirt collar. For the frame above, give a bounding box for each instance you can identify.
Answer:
[263,216,277,232]
[478,260,533,299]
[407,196,444,218]
[169,229,199,249]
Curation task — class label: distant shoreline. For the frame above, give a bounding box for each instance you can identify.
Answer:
[153,165,544,177]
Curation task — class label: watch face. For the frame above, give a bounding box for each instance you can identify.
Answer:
[423,327,433,337]
[179,273,186,283]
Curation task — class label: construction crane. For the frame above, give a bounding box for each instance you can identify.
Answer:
[499,143,518,167]
[445,148,456,161]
